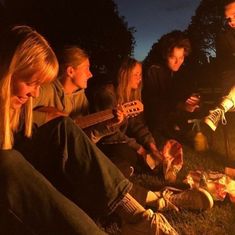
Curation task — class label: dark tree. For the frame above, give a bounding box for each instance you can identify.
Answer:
[3,0,135,79]
[186,0,227,64]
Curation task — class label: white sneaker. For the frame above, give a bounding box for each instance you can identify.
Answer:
[204,108,226,131]
[121,209,178,235]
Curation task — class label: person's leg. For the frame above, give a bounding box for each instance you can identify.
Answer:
[204,86,235,131]
[226,85,235,106]
[14,117,180,234]
[14,117,132,218]
[0,149,107,235]
[97,143,140,178]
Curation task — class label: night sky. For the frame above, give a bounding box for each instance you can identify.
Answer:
[114,0,201,61]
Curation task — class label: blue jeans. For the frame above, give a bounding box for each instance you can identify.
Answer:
[0,149,107,235]
[1,117,132,234]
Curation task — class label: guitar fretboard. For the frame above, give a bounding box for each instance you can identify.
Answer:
[74,109,114,129]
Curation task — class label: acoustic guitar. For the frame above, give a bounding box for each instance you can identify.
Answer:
[74,100,143,129]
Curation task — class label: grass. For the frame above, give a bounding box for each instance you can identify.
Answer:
[101,123,235,234]
[162,146,235,235]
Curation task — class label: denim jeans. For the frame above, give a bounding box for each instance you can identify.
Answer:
[15,117,132,215]
[0,149,107,235]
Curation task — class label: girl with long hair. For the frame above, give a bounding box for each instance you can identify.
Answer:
[95,57,164,176]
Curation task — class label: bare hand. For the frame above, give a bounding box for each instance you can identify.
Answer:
[115,107,125,124]
[185,94,200,112]
[149,142,163,162]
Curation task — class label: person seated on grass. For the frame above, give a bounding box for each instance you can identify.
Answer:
[91,57,167,178]
[204,0,235,178]
[33,45,123,143]
[142,30,200,145]
[204,0,235,132]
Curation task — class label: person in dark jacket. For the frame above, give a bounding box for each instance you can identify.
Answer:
[204,0,235,178]
[204,0,235,132]
[142,30,200,144]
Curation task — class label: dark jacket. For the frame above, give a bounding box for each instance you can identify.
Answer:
[216,27,235,72]
[142,64,192,132]
[216,27,235,93]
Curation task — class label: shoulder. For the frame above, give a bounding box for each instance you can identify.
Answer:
[148,64,161,71]
[97,83,115,95]
[39,82,55,95]
[145,64,168,79]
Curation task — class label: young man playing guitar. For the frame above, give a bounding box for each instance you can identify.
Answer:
[33,46,131,142]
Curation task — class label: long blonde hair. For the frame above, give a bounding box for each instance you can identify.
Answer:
[116,57,142,104]
[0,25,58,149]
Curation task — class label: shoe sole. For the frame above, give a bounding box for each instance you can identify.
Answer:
[196,187,214,210]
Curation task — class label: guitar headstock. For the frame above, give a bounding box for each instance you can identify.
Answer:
[121,100,144,118]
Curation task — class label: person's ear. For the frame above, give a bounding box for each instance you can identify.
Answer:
[66,66,74,77]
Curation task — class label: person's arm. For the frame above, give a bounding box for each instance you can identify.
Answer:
[142,65,163,108]
[127,114,162,163]
[34,106,68,124]
[33,85,58,126]
[33,83,69,126]
[142,65,170,128]
[84,84,125,142]
[127,114,155,148]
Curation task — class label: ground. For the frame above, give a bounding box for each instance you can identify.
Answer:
[101,118,235,234]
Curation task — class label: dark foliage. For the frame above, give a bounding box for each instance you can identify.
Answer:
[2,0,135,80]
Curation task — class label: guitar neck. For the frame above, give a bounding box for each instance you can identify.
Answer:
[74,109,115,129]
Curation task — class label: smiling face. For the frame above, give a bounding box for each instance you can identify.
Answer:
[225,2,235,28]
[129,63,142,90]
[167,47,185,72]
[70,58,92,89]
[10,73,42,109]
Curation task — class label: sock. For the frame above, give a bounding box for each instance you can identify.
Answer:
[220,97,234,112]
[116,193,146,223]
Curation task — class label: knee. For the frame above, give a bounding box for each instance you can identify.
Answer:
[0,150,27,178]
[56,116,88,138]
[53,116,80,131]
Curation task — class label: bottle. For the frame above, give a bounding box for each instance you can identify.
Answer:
[194,131,208,152]
[188,119,208,152]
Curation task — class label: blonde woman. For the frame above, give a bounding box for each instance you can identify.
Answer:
[0,25,111,235]
[94,57,163,176]
[0,26,179,235]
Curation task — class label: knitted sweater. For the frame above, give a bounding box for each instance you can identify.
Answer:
[93,83,156,151]
[33,79,89,126]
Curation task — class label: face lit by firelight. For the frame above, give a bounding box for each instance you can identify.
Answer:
[225,2,235,29]
[167,47,185,72]
[11,73,42,109]
[129,63,142,90]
